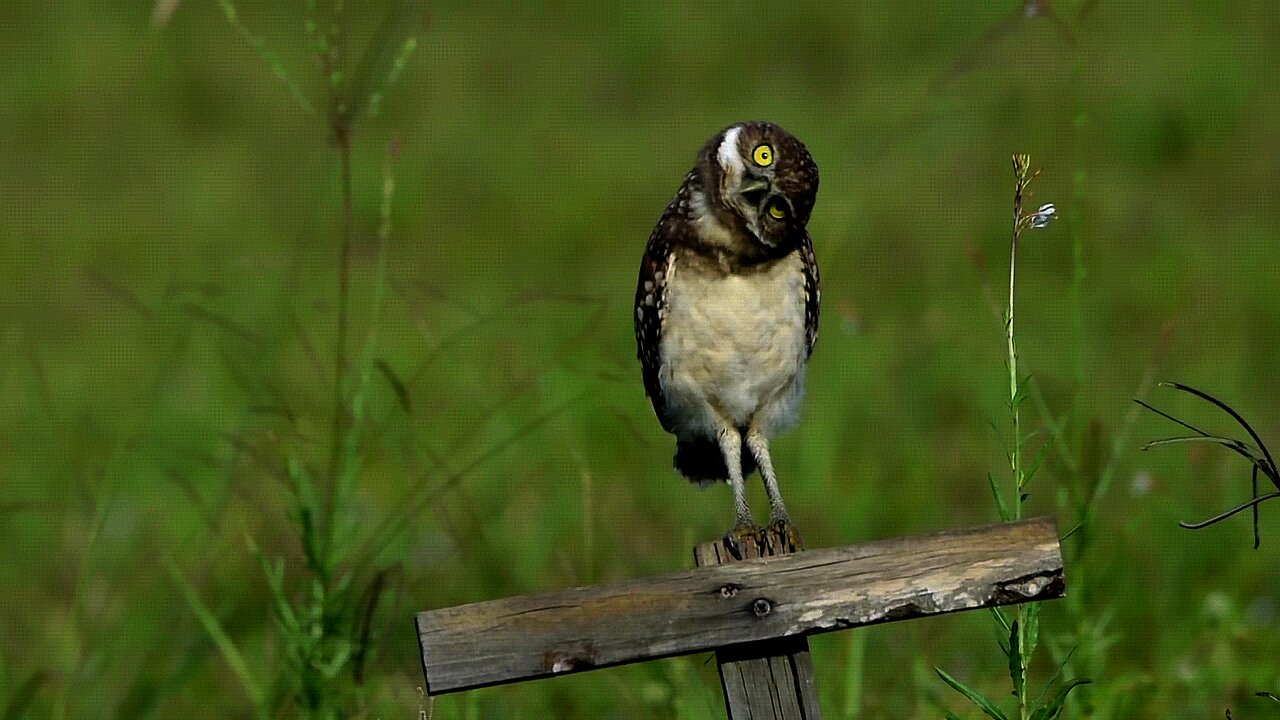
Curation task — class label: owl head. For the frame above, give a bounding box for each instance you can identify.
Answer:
[697,121,819,250]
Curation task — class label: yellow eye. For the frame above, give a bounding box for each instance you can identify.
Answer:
[752,144,774,167]
[767,201,786,220]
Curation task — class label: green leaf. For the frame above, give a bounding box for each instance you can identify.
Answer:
[1020,429,1046,447]
[1030,679,1092,720]
[1024,603,1042,658]
[1034,646,1077,708]
[989,472,1012,522]
[1022,437,1056,488]
[936,668,1010,720]
[989,606,1011,632]
[1007,621,1025,700]
[1012,372,1035,407]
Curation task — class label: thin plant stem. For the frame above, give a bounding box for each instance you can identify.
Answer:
[206,4,428,715]
[1009,156,1026,523]
[323,20,355,566]
[1009,154,1032,720]
[940,154,1078,720]
[330,123,355,485]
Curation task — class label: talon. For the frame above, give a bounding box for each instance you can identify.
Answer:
[722,531,743,560]
[767,518,805,553]
[724,523,762,560]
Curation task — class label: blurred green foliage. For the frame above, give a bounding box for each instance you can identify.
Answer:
[2,1,1279,717]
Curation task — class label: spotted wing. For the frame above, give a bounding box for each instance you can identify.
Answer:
[799,231,820,358]
[634,208,681,433]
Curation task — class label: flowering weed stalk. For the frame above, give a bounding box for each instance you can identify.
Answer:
[936,155,1088,720]
[166,2,425,717]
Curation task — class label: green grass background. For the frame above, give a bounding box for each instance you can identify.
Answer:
[3,1,1279,717]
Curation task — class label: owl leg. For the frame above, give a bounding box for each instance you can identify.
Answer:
[716,426,761,559]
[716,426,753,529]
[746,428,804,552]
[745,430,788,522]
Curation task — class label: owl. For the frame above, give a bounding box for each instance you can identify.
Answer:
[634,121,820,552]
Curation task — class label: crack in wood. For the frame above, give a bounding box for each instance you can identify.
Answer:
[505,603,579,619]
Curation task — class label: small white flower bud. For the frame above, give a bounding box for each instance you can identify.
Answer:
[1030,203,1057,229]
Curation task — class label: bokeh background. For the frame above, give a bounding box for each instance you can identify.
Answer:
[3,1,1279,718]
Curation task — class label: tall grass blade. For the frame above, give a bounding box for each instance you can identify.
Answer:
[3,670,47,720]
[1132,398,1213,438]
[1159,382,1279,486]
[1179,492,1280,530]
[1059,521,1084,543]
[163,559,267,718]
[1141,435,1259,463]
[374,358,413,414]
[841,630,866,719]
[1251,464,1261,548]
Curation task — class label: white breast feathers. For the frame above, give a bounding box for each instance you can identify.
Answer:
[658,251,808,439]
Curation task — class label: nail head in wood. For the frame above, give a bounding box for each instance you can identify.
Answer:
[750,598,773,618]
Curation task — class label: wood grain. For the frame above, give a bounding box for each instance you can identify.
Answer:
[416,517,1063,695]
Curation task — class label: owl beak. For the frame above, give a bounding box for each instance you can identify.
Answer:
[738,175,770,208]
[736,171,781,245]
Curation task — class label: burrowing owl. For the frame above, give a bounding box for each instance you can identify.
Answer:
[634,121,820,551]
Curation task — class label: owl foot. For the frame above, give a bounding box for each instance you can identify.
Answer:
[765,517,805,553]
[722,523,763,561]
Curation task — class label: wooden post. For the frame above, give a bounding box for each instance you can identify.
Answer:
[416,517,1064,712]
[694,529,821,719]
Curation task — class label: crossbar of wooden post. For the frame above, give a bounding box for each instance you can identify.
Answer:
[415,517,1063,698]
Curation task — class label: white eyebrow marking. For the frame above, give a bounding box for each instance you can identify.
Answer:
[716,125,744,173]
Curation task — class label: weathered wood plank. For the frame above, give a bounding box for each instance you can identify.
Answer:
[416,517,1063,695]
[695,528,821,719]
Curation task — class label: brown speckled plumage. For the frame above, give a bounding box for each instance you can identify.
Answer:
[633,121,821,534]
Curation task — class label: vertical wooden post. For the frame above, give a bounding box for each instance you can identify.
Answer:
[694,530,823,720]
